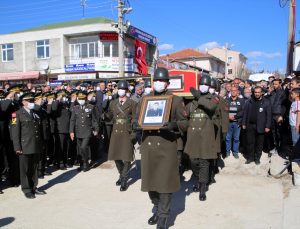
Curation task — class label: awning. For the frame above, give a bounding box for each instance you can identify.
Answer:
[0,71,40,81]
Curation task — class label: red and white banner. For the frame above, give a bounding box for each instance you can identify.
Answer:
[135,39,147,75]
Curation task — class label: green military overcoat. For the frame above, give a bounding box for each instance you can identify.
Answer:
[140,91,188,193]
[107,98,136,162]
[184,93,218,159]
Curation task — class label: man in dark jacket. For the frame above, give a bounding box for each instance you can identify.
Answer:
[242,87,272,164]
[10,93,45,199]
[269,79,286,153]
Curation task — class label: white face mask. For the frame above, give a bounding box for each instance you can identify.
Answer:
[28,103,35,110]
[108,95,112,100]
[144,87,152,95]
[209,88,216,94]
[199,85,209,94]
[91,97,96,102]
[118,89,126,97]
[153,81,166,93]
[62,97,68,102]
[126,92,131,97]
[78,100,85,106]
[129,86,134,91]
[96,87,101,91]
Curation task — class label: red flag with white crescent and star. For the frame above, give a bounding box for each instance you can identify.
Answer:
[135,39,148,75]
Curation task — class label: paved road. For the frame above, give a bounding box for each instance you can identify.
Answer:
[0,153,299,229]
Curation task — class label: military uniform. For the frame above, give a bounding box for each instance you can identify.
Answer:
[185,77,218,201]
[106,85,136,191]
[139,68,188,229]
[52,90,71,169]
[10,93,42,198]
[69,92,99,171]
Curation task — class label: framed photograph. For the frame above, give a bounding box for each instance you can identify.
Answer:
[167,74,184,91]
[138,95,173,130]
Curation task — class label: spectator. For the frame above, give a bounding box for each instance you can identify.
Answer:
[225,86,245,158]
[289,88,300,145]
[242,87,272,164]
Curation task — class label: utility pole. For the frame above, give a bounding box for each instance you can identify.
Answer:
[80,0,87,18]
[286,0,296,76]
[118,0,124,77]
[224,42,228,79]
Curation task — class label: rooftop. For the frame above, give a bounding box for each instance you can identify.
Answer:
[9,17,114,34]
[160,48,211,60]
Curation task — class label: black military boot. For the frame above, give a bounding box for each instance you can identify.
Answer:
[120,178,128,191]
[156,217,168,229]
[199,183,207,201]
[148,208,159,225]
[83,162,89,172]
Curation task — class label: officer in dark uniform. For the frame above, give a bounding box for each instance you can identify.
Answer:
[138,68,188,229]
[67,90,79,167]
[106,80,137,191]
[52,90,71,169]
[69,91,99,172]
[185,75,218,201]
[87,91,101,163]
[34,92,50,178]
[6,85,23,187]
[46,92,57,167]
[10,92,45,199]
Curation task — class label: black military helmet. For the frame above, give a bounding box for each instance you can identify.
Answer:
[117,80,129,90]
[144,78,151,88]
[210,77,218,89]
[200,75,211,86]
[153,67,169,81]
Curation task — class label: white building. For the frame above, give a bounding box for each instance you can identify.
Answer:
[0,17,157,83]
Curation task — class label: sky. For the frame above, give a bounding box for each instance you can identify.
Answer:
[0,0,298,73]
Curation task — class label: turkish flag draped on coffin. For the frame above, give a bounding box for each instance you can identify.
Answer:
[135,39,148,75]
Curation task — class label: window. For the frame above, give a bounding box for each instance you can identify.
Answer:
[70,42,98,59]
[228,56,233,63]
[2,43,14,62]
[102,41,118,57]
[228,69,233,74]
[36,40,50,59]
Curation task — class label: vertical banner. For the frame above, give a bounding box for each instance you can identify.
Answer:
[135,39,148,75]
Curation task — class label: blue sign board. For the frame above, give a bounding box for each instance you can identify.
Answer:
[127,25,157,46]
[64,63,95,73]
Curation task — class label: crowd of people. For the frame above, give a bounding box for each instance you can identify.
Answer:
[1,67,300,229]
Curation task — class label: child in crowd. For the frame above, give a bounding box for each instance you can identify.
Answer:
[289,88,300,145]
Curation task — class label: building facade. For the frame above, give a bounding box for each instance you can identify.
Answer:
[207,47,247,80]
[160,48,225,78]
[0,17,157,83]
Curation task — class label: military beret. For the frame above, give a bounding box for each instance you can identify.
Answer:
[77,91,87,100]
[19,92,35,101]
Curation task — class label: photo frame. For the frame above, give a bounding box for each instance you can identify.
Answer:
[138,95,173,130]
[167,74,184,91]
